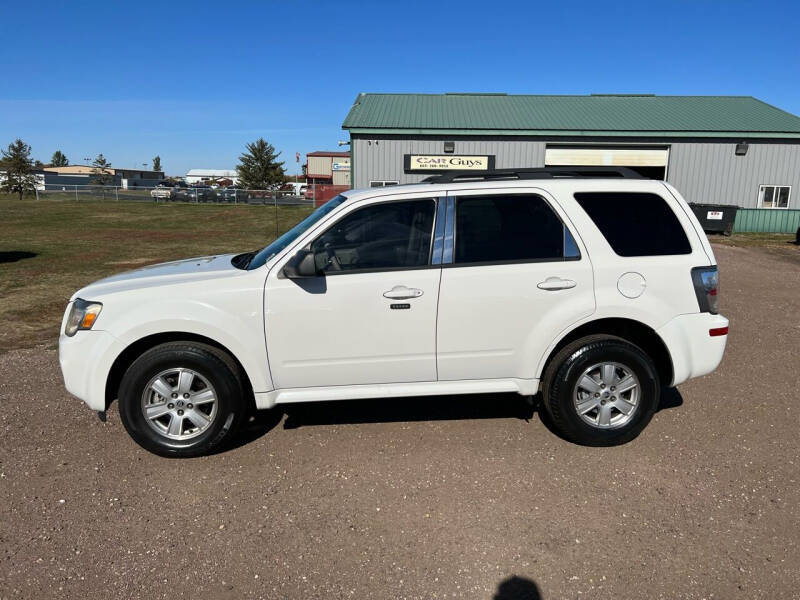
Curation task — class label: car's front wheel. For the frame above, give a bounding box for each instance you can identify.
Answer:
[542,335,660,446]
[118,342,248,457]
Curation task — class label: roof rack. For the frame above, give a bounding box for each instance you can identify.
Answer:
[420,166,644,184]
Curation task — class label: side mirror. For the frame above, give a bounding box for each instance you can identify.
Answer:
[282,249,320,279]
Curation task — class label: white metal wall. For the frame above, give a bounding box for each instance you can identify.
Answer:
[352,136,800,208]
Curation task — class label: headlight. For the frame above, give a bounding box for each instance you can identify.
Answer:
[64,299,103,337]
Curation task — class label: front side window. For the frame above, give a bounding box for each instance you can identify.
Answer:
[310,199,435,273]
[454,194,578,264]
[759,185,791,209]
[574,192,691,257]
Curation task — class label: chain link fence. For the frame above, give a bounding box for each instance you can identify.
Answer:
[32,184,314,206]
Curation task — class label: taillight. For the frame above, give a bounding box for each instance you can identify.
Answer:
[691,266,719,314]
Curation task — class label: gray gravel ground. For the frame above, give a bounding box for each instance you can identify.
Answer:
[1,243,799,599]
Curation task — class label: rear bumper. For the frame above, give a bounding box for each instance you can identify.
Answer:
[59,329,122,411]
[657,313,729,386]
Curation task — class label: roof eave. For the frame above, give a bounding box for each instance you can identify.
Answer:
[344,127,800,139]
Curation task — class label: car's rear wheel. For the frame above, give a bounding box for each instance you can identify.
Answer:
[542,335,660,446]
[118,342,247,457]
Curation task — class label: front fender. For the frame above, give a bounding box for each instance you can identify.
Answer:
[83,266,274,406]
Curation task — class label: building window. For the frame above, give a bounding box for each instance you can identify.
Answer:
[758,185,791,209]
[369,180,399,188]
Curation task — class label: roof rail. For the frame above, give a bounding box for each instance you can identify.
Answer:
[420,166,644,184]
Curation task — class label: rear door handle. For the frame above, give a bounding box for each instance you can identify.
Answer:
[537,277,577,291]
[383,285,423,300]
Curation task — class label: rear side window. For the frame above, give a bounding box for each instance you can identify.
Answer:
[574,192,691,256]
[454,194,579,264]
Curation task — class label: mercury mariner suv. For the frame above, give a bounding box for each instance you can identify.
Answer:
[59,167,728,457]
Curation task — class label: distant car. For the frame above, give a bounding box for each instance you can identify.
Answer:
[304,185,313,200]
[150,187,173,200]
[282,182,307,196]
[217,187,243,202]
[176,184,213,202]
[151,181,188,200]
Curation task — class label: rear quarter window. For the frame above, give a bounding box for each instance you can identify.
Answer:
[574,192,692,256]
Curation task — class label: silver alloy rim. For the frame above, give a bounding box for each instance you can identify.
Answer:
[141,368,218,441]
[572,362,640,429]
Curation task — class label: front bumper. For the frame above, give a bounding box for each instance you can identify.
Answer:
[657,312,729,386]
[59,329,122,411]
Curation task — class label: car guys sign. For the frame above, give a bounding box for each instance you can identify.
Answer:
[404,154,495,173]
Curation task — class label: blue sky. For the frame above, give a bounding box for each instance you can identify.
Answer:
[1,0,799,175]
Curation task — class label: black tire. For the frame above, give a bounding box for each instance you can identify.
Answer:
[118,342,248,458]
[541,335,660,446]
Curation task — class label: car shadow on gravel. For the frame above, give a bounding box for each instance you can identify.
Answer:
[219,408,285,453]
[280,386,683,432]
[281,392,537,429]
[222,387,683,451]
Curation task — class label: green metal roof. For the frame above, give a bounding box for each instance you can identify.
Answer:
[342,93,800,138]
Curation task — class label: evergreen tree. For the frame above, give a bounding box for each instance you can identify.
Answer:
[1,139,37,200]
[51,150,69,167]
[90,154,113,186]
[152,155,162,172]
[236,138,285,189]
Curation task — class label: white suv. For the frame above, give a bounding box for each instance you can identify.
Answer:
[59,168,728,457]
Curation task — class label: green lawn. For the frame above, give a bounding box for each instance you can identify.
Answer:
[0,195,312,353]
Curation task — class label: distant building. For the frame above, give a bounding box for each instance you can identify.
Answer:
[42,165,164,188]
[186,169,239,185]
[305,151,351,187]
[303,151,351,205]
[0,169,46,190]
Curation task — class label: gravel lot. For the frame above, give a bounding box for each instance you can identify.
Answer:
[1,243,798,599]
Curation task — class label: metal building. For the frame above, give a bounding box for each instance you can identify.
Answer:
[342,93,800,232]
[305,151,351,187]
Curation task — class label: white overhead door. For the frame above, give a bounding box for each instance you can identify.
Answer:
[545,147,669,168]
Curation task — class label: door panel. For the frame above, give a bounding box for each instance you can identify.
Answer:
[436,189,595,381]
[265,194,442,390]
[266,269,441,388]
[437,261,594,380]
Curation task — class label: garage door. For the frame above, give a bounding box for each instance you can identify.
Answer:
[545,147,669,168]
[545,146,669,180]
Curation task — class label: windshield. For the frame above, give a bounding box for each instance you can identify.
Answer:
[247,195,348,269]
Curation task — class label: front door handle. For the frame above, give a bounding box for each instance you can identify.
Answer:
[383,285,423,300]
[537,277,577,291]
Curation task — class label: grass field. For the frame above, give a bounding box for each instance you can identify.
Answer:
[0,195,312,353]
[709,231,796,247]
